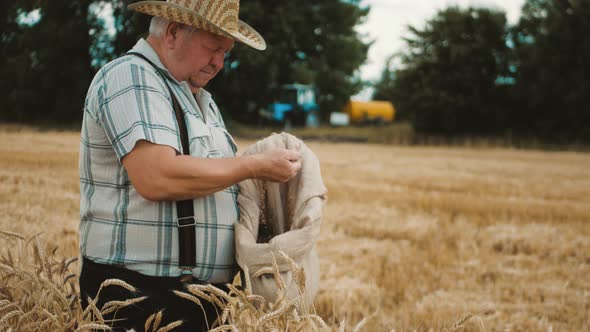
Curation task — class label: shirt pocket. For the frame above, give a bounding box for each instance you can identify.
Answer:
[188,117,237,160]
[221,128,238,156]
[208,126,238,157]
[187,117,211,158]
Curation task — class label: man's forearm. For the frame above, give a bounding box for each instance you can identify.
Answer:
[149,154,255,201]
[122,140,301,202]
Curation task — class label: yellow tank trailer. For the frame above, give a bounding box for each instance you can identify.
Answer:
[343,100,395,124]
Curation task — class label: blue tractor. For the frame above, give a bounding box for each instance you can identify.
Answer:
[259,84,320,128]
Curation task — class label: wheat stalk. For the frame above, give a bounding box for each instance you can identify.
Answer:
[144,311,157,332]
[191,284,232,302]
[271,253,287,292]
[0,309,24,326]
[155,320,183,332]
[443,313,486,332]
[152,310,164,331]
[185,284,214,302]
[1,231,330,331]
[74,323,112,331]
[257,297,299,326]
[173,290,204,307]
[279,251,306,295]
[300,314,329,329]
[0,230,26,240]
[100,296,148,316]
[96,279,137,295]
[252,266,275,278]
[209,324,239,332]
[81,296,104,324]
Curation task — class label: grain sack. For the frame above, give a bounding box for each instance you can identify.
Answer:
[235,132,327,306]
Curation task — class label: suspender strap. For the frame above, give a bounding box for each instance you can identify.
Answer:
[126,52,196,279]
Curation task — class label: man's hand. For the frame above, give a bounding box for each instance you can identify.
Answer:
[247,149,302,183]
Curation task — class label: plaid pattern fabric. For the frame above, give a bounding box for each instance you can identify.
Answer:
[79,39,239,283]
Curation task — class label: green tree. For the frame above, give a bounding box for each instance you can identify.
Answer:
[0,1,36,122]
[374,7,512,135]
[78,0,371,124]
[2,1,369,125]
[106,0,371,123]
[109,0,151,58]
[0,0,101,123]
[206,0,371,123]
[512,0,590,142]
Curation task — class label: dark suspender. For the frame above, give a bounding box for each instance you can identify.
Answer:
[126,52,196,281]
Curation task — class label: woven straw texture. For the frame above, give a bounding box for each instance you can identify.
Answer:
[129,0,266,50]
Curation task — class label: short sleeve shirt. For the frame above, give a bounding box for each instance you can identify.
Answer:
[79,39,239,283]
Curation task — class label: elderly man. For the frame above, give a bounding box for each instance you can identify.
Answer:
[78,0,301,330]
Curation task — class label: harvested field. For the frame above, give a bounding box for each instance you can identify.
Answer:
[0,127,589,331]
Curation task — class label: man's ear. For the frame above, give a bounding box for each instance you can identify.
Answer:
[163,22,180,49]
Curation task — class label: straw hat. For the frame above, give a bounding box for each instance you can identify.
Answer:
[128,0,266,51]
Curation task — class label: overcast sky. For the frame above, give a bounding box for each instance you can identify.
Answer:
[354,0,526,100]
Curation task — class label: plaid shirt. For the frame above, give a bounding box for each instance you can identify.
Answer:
[79,39,239,283]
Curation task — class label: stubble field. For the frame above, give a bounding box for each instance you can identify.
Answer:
[0,127,589,331]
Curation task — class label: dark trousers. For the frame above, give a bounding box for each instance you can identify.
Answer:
[79,258,228,332]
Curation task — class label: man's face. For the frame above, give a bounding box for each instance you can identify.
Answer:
[171,28,234,93]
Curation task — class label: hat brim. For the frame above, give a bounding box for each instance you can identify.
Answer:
[128,1,266,51]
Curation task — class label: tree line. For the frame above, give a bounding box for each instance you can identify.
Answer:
[374,0,589,143]
[1,0,588,144]
[0,0,368,125]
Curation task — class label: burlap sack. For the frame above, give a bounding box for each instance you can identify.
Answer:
[235,133,327,306]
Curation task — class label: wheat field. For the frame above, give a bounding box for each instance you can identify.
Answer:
[0,127,589,331]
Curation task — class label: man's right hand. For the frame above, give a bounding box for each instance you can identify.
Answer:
[247,148,302,183]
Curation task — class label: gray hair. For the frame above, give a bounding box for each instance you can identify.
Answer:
[149,16,197,39]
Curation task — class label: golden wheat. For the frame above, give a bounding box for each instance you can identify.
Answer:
[170,253,329,331]
[1,127,589,331]
[0,232,156,331]
[156,320,185,332]
[149,310,165,332]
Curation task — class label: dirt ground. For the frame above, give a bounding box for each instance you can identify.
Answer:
[0,128,588,331]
